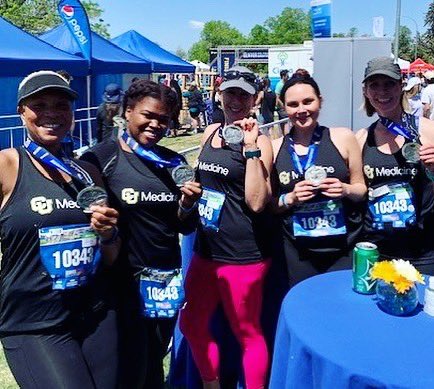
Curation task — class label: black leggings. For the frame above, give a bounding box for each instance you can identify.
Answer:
[1,309,117,389]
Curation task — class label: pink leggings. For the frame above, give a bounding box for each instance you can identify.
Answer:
[179,254,270,389]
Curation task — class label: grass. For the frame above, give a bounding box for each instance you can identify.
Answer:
[0,134,202,387]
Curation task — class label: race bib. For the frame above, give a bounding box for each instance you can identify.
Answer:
[293,199,347,237]
[198,187,225,232]
[39,224,101,290]
[368,183,416,229]
[139,267,184,318]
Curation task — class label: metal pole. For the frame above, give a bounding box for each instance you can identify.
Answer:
[393,0,402,63]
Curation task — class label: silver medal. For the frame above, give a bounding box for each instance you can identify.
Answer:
[305,165,327,186]
[222,125,244,145]
[171,164,195,186]
[76,186,108,213]
[402,142,420,163]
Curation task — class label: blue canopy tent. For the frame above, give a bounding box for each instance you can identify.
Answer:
[111,30,195,73]
[40,24,152,144]
[0,16,88,149]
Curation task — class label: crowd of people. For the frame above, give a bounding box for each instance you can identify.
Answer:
[1,55,434,389]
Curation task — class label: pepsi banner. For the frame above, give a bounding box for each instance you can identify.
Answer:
[58,0,92,65]
[310,0,332,38]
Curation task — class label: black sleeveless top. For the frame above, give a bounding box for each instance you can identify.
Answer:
[362,122,434,263]
[274,127,363,254]
[82,140,197,275]
[194,130,271,263]
[0,148,104,334]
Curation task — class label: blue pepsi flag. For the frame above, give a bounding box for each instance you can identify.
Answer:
[58,0,92,65]
[310,0,332,38]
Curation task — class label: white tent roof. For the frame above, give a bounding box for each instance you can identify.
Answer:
[190,60,210,70]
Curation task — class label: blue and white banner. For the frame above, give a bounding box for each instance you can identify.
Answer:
[58,0,92,65]
[310,0,332,38]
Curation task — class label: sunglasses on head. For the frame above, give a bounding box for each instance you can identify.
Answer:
[223,70,256,84]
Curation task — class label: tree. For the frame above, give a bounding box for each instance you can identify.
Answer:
[395,25,416,61]
[175,47,187,60]
[347,27,358,37]
[419,1,434,63]
[0,0,110,37]
[247,25,270,45]
[188,20,246,62]
[264,7,311,44]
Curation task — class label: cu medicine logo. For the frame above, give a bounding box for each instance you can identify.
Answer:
[60,4,89,45]
[30,196,79,215]
[364,165,417,179]
[121,188,177,205]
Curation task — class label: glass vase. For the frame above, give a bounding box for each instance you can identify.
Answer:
[375,280,419,316]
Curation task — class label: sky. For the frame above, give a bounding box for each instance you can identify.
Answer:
[97,0,431,53]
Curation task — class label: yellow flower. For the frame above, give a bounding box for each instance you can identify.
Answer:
[393,275,414,294]
[371,261,398,283]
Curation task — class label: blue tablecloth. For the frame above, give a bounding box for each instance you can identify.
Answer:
[270,270,434,389]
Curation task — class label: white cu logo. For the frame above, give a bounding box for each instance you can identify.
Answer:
[30,196,54,215]
[121,188,139,205]
[364,165,375,180]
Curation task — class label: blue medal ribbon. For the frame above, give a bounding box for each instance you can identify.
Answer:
[24,139,94,186]
[122,131,182,168]
[379,114,420,142]
[288,125,323,176]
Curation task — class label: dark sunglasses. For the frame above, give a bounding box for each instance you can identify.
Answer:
[223,70,256,84]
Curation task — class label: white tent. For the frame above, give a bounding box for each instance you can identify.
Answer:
[190,60,210,71]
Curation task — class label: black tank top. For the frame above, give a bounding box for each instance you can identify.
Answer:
[84,141,192,274]
[274,127,363,254]
[261,90,276,123]
[362,122,434,263]
[0,148,100,334]
[194,130,271,262]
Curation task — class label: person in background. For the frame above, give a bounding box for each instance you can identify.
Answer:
[169,76,183,137]
[96,83,123,143]
[184,81,204,134]
[421,71,434,119]
[272,74,366,288]
[255,77,276,125]
[180,65,273,389]
[275,69,289,134]
[357,56,434,275]
[211,76,225,125]
[0,70,120,388]
[404,77,423,117]
[81,79,201,388]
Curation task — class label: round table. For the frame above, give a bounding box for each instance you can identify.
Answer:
[269,270,434,389]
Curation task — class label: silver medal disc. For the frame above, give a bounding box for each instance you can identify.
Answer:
[171,164,195,186]
[305,165,327,186]
[76,186,108,213]
[222,125,244,145]
[402,142,420,163]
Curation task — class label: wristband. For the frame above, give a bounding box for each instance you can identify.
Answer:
[179,200,198,214]
[245,149,261,159]
[100,226,119,245]
[279,193,290,208]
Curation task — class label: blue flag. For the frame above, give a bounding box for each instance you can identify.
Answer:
[58,0,92,65]
[310,0,332,38]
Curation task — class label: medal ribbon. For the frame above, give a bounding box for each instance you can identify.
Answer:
[379,114,420,142]
[288,125,323,176]
[24,139,94,186]
[122,131,182,168]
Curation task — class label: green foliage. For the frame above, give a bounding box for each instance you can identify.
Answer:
[247,25,270,45]
[395,25,416,61]
[0,0,110,37]
[419,1,434,63]
[188,40,210,63]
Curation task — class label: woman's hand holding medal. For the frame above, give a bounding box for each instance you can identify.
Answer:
[318,177,348,199]
[179,181,202,210]
[234,117,259,146]
[89,204,119,241]
[419,143,434,173]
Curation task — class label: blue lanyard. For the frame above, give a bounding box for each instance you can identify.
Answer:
[24,139,93,185]
[288,125,323,175]
[379,114,419,142]
[122,131,182,168]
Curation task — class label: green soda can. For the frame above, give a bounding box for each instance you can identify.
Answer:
[352,242,379,294]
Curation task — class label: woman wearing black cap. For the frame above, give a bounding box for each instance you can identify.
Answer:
[81,79,201,388]
[96,83,123,143]
[179,65,273,389]
[272,74,366,288]
[357,56,434,274]
[0,70,120,387]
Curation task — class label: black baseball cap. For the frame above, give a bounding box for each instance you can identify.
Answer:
[18,70,78,105]
[363,57,401,83]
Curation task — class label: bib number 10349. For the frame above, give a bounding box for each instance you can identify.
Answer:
[52,247,94,269]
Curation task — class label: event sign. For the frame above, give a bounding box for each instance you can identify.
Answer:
[58,0,92,65]
[310,0,332,38]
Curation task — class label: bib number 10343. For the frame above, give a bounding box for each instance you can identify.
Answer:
[52,247,94,269]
